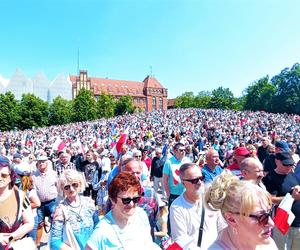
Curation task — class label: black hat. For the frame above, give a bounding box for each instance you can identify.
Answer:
[275,151,295,166]
[143,146,151,152]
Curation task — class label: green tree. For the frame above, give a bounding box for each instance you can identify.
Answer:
[72,89,97,122]
[49,96,72,125]
[271,63,300,114]
[209,87,235,109]
[0,92,20,131]
[174,92,195,108]
[194,91,211,108]
[18,93,49,130]
[115,95,134,116]
[96,92,116,118]
[243,76,276,112]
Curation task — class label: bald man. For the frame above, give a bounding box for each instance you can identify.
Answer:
[240,157,265,189]
[201,149,223,183]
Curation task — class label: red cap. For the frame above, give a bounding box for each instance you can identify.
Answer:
[234,147,250,156]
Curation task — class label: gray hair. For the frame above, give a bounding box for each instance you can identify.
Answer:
[179,163,197,179]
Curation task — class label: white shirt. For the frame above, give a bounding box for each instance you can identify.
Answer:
[170,193,226,250]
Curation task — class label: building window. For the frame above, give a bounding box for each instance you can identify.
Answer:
[152,97,156,110]
[159,98,163,110]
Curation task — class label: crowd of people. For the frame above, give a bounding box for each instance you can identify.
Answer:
[1,108,300,249]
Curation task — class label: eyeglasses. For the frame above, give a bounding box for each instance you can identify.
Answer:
[63,183,79,191]
[234,210,273,226]
[118,196,141,205]
[283,164,294,167]
[0,173,10,179]
[183,176,204,184]
[134,155,142,158]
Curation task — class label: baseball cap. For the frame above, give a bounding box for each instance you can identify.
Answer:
[0,156,10,166]
[275,141,290,152]
[36,155,48,161]
[14,162,31,176]
[234,147,250,156]
[275,151,295,166]
[13,153,23,159]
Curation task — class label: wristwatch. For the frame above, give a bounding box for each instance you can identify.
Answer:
[8,235,14,242]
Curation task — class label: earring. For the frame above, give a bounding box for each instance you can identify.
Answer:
[232,227,237,235]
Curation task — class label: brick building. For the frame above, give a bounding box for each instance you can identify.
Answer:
[70,70,168,112]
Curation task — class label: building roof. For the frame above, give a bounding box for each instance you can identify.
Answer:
[70,74,166,97]
[143,75,164,88]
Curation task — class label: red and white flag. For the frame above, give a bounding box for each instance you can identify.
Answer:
[51,137,66,153]
[273,193,295,235]
[111,128,128,159]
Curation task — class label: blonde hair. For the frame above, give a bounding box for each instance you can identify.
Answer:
[21,175,34,191]
[206,170,272,217]
[57,169,85,193]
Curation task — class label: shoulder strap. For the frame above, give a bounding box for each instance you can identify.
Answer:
[197,197,205,247]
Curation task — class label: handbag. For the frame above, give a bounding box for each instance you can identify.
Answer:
[61,206,81,250]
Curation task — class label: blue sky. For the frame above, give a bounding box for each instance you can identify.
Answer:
[1,0,300,98]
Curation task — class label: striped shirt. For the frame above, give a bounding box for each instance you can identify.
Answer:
[32,168,58,202]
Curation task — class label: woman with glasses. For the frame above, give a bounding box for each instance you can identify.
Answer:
[133,149,150,183]
[0,156,34,249]
[206,170,277,249]
[50,169,99,249]
[86,171,160,250]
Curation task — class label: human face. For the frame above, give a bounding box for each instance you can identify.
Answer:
[244,164,264,183]
[86,152,94,162]
[182,166,203,198]
[134,153,142,161]
[174,147,185,161]
[206,150,220,167]
[60,154,69,164]
[0,165,11,190]
[275,160,293,175]
[123,160,142,180]
[37,160,48,172]
[262,138,269,147]
[231,198,274,246]
[63,182,80,199]
[113,190,139,218]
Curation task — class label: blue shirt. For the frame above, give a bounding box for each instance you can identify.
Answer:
[202,165,223,183]
[163,156,191,195]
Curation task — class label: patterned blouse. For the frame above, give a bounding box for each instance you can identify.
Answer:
[50,196,99,249]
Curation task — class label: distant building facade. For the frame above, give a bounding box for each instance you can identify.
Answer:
[3,69,72,102]
[69,70,168,112]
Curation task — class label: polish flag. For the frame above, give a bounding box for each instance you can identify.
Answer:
[111,129,128,158]
[273,193,295,235]
[52,137,66,153]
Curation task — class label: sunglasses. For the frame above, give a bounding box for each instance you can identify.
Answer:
[177,148,185,153]
[64,183,79,191]
[0,173,10,179]
[135,155,142,158]
[118,196,141,205]
[235,210,272,226]
[183,176,204,184]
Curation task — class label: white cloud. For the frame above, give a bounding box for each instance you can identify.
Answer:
[0,74,9,87]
